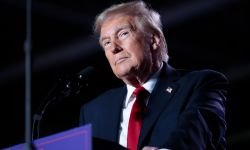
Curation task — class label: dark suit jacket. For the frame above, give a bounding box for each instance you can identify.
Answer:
[80,64,228,150]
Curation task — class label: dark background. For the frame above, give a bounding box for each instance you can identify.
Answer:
[0,0,249,149]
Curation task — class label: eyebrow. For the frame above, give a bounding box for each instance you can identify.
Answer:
[99,24,132,44]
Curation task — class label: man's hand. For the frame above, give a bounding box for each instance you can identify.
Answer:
[142,147,170,150]
[142,146,159,150]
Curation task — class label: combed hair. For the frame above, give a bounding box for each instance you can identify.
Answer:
[94,0,169,62]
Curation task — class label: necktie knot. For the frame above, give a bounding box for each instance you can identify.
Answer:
[133,86,146,96]
[133,86,149,102]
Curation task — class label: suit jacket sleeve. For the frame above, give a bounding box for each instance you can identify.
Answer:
[163,70,228,150]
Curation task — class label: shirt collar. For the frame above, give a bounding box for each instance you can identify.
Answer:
[124,63,163,107]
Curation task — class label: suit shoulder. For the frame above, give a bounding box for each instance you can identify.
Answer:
[82,86,125,107]
[178,69,227,81]
[176,69,229,89]
[190,69,228,82]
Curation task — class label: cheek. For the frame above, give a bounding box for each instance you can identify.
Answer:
[104,52,119,75]
[105,51,113,63]
[130,44,149,62]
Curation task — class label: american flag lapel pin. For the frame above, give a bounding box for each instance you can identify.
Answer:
[166,87,173,93]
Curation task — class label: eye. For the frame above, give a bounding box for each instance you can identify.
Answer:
[118,30,130,39]
[102,40,111,48]
[121,31,128,36]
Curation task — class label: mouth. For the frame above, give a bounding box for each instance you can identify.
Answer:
[115,57,129,65]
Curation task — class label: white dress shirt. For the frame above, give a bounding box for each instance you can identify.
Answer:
[118,66,162,148]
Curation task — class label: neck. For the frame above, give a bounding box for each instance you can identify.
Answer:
[122,62,162,87]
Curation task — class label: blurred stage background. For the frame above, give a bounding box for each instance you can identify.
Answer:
[0,0,249,149]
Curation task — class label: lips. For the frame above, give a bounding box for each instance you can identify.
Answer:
[115,56,129,65]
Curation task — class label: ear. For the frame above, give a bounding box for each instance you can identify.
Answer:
[151,34,161,50]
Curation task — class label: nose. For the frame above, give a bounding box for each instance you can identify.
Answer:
[111,42,123,54]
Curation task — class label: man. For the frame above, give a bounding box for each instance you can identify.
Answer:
[80,1,228,150]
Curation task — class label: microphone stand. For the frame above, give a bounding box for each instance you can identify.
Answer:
[24,0,34,149]
[32,80,65,140]
[32,73,86,140]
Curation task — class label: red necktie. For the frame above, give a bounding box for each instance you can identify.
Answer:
[127,86,149,150]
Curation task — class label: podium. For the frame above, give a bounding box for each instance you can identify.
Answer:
[3,124,92,150]
[3,124,127,150]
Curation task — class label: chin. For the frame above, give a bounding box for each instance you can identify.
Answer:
[115,71,128,79]
[115,68,131,79]
[113,62,135,76]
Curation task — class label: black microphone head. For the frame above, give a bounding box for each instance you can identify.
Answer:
[78,66,96,81]
[61,66,96,96]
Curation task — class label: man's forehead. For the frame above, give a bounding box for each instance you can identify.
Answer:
[100,16,134,39]
[104,23,131,33]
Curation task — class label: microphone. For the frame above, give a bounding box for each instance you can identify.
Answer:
[32,66,96,140]
[63,66,96,96]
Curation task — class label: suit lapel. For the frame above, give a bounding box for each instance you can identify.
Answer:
[103,86,127,142]
[138,64,180,149]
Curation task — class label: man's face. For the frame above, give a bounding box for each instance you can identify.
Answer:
[100,15,153,82]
